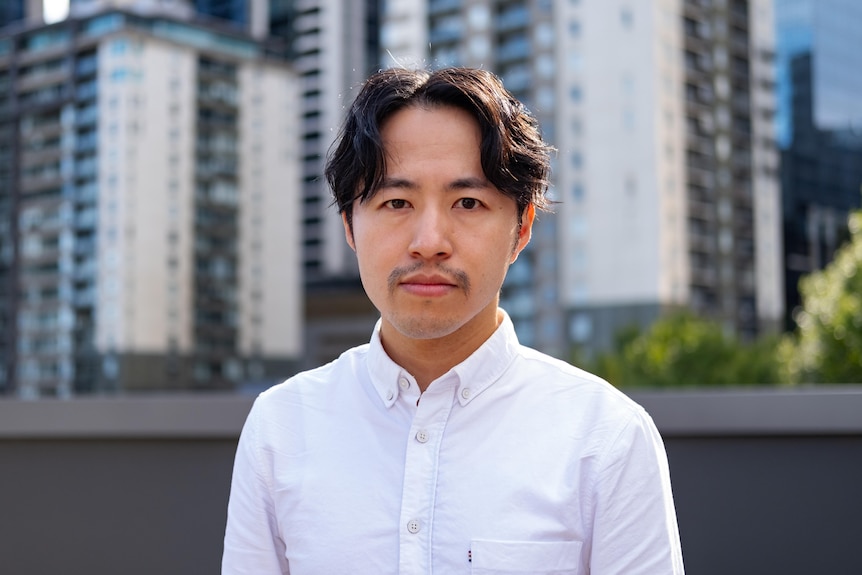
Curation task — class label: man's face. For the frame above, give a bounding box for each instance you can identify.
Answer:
[343,105,533,343]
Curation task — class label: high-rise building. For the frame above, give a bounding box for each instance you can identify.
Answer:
[0,2,27,30]
[72,1,385,370]
[679,0,783,340]
[192,0,273,39]
[1,0,44,30]
[194,0,248,26]
[379,0,784,355]
[286,0,382,367]
[0,3,303,396]
[775,0,862,325]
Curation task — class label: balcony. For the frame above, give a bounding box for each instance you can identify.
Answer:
[690,264,717,286]
[498,6,529,32]
[16,67,70,93]
[74,210,98,231]
[428,0,462,15]
[429,25,463,45]
[497,36,531,63]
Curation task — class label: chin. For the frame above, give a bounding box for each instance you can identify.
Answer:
[388,314,466,341]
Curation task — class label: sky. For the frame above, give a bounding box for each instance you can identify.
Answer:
[44,0,69,24]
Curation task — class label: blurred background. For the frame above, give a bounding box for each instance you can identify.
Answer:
[1,0,861,397]
[0,0,860,396]
[1,1,861,573]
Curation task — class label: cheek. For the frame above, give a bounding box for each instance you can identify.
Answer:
[353,231,394,281]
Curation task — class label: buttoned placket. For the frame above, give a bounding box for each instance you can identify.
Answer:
[397,376,458,575]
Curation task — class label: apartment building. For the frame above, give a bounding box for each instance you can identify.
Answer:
[379,0,783,356]
[283,0,382,367]
[72,1,384,371]
[0,3,303,396]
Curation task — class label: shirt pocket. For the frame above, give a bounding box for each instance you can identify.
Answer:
[470,539,583,575]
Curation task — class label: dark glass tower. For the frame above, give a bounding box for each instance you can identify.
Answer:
[0,1,26,30]
[776,0,862,326]
[195,0,248,27]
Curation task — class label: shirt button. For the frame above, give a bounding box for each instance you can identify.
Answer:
[415,429,429,443]
[407,519,420,534]
[461,388,472,400]
[399,377,410,391]
[386,390,394,401]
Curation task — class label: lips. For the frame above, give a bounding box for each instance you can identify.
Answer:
[401,273,456,286]
[388,265,471,296]
[399,273,458,297]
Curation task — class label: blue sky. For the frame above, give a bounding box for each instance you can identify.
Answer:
[44,0,69,24]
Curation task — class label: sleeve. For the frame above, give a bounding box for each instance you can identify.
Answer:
[588,409,685,574]
[222,400,290,575]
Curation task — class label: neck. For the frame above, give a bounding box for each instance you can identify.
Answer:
[380,308,503,391]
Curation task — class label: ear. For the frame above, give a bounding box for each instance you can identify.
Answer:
[511,204,535,263]
[342,212,356,252]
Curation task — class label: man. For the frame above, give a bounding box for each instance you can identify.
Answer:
[222,67,684,574]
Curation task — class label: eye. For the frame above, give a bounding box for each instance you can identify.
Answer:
[457,198,480,210]
[384,199,409,209]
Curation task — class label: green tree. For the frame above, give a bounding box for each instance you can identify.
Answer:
[588,312,783,388]
[779,210,862,384]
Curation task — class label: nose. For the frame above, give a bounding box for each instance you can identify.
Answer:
[408,206,452,260]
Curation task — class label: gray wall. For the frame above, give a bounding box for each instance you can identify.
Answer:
[630,388,862,575]
[1,388,861,575]
[0,396,250,575]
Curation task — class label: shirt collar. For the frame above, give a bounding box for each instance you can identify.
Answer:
[366,309,521,408]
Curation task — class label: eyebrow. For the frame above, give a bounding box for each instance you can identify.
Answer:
[377,176,491,191]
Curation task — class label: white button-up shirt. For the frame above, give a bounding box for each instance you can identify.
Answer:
[223,311,684,574]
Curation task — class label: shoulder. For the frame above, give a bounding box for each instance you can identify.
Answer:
[514,345,643,415]
[251,343,371,418]
[507,345,659,450]
[240,344,373,456]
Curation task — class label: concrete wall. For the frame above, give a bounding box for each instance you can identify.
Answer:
[0,395,249,575]
[1,388,861,574]
[630,387,862,575]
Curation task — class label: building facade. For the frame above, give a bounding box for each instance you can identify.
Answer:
[72,0,384,374]
[0,4,303,396]
[1,0,45,30]
[775,0,862,325]
[378,0,784,356]
[286,0,382,368]
[0,2,27,31]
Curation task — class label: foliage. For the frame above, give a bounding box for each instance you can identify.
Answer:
[576,211,862,387]
[778,211,862,384]
[586,312,784,388]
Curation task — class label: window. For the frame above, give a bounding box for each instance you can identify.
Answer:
[569,313,593,343]
[534,22,554,48]
[572,183,585,201]
[620,6,633,29]
[536,54,555,78]
[568,52,582,73]
[623,109,635,131]
[26,28,71,52]
[467,4,490,29]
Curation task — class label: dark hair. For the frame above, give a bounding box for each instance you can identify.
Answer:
[325,67,554,229]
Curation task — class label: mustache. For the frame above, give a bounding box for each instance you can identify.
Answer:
[387,262,471,296]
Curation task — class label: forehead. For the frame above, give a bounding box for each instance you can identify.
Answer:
[379,105,483,167]
[382,104,480,140]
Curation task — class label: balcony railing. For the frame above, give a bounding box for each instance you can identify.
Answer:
[1,388,861,575]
